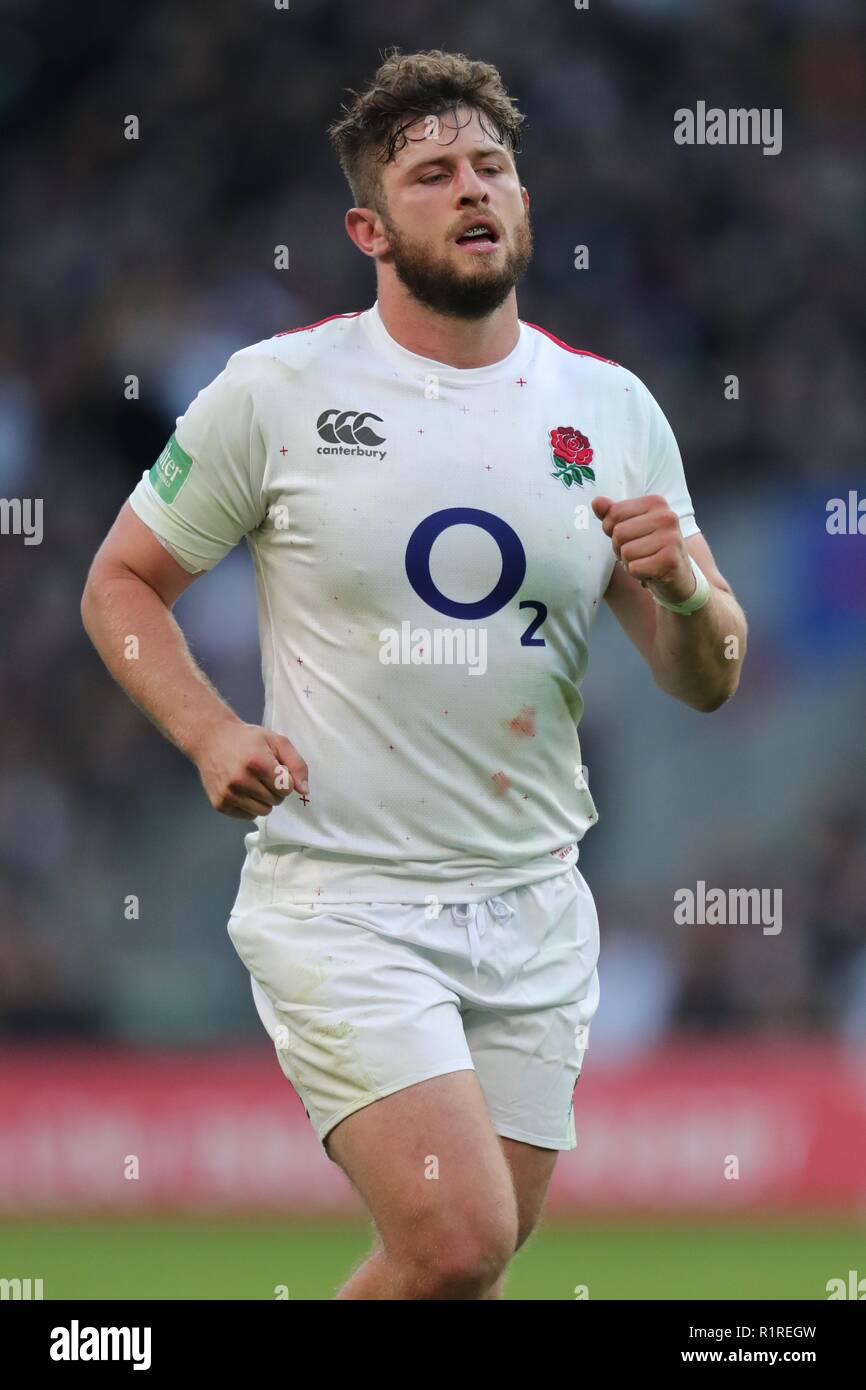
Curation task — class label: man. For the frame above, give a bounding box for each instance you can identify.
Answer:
[81,49,747,1299]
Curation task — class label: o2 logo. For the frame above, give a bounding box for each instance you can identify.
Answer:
[405,507,547,646]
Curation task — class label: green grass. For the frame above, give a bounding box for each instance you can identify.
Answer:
[0,1216,859,1299]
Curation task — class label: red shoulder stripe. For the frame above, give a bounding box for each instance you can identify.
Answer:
[275,311,363,338]
[523,321,619,366]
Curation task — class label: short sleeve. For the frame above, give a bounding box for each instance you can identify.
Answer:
[641,384,700,539]
[127,349,268,572]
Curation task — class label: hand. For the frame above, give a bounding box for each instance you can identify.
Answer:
[191,718,310,821]
[592,493,695,606]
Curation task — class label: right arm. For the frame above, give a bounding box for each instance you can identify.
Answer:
[81,501,309,820]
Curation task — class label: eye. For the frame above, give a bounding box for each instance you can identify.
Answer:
[421,173,447,184]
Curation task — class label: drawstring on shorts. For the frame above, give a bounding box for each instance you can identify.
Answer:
[451,896,515,972]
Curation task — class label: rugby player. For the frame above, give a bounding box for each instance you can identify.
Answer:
[81,49,747,1299]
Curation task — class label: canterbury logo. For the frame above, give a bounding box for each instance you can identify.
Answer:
[316,409,385,447]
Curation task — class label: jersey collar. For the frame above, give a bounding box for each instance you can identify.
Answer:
[360,299,534,388]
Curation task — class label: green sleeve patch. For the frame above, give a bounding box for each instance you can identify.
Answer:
[150,433,193,504]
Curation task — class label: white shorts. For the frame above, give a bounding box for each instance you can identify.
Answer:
[226,863,600,1155]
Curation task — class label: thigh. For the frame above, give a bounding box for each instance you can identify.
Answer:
[325,1069,519,1261]
[333,1103,556,1257]
[228,901,476,1148]
[499,1136,559,1248]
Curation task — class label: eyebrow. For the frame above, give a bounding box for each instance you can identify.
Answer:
[405,145,508,174]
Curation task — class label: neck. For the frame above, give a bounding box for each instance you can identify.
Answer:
[375,280,520,369]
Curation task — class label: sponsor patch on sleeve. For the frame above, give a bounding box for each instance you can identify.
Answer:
[150,433,193,504]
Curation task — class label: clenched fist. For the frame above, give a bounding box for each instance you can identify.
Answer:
[592,493,695,606]
[191,719,309,821]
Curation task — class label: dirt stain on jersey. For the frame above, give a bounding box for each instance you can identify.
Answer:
[503,705,536,737]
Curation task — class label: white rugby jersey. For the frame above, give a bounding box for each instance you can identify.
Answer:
[128,301,700,905]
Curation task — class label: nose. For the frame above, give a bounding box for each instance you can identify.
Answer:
[454,162,489,204]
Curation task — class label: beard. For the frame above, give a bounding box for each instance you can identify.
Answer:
[380,207,534,320]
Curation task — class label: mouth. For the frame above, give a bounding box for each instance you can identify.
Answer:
[454,219,501,252]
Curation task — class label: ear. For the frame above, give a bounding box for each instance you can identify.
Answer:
[345,207,382,258]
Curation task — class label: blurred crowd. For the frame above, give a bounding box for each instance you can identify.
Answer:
[1,0,864,1050]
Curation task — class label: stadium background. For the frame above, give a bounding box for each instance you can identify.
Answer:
[1,0,864,1298]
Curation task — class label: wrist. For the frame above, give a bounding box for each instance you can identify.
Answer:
[182,708,243,763]
[651,555,711,615]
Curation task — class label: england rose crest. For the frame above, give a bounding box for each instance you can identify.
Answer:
[549,426,595,488]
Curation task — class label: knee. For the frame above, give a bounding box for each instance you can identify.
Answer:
[406,1213,518,1299]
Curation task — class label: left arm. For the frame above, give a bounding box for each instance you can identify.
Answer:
[595,494,747,713]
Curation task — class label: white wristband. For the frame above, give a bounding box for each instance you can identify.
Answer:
[651,555,711,615]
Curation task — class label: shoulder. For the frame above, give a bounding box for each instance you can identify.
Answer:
[522,318,621,372]
[216,310,365,390]
[523,318,659,414]
[523,318,642,394]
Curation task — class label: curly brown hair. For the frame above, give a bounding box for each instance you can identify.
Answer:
[328,48,526,213]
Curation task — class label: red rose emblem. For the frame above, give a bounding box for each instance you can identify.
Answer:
[550,426,594,468]
[549,426,596,488]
